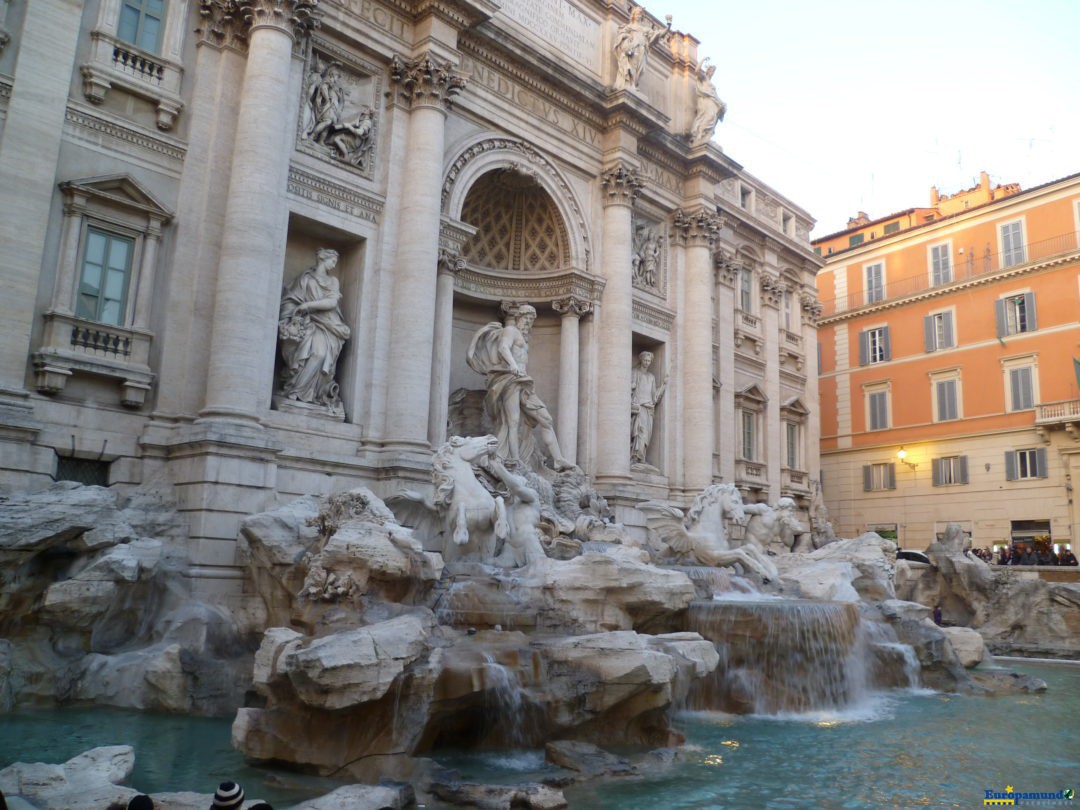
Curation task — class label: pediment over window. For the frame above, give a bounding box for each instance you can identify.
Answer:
[60,175,173,220]
[780,396,810,419]
[735,383,768,410]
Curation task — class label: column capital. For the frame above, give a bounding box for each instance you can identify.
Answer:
[759,272,783,308]
[713,251,740,287]
[552,295,593,318]
[800,292,823,324]
[390,54,467,110]
[199,0,320,46]
[600,163,643,207]
[437,247,466,275]
[673,207,722,247]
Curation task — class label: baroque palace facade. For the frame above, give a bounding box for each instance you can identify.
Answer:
[814,172,1080,553]
[0,0,821,597]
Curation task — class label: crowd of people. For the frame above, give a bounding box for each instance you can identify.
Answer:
[990,545,1078,566]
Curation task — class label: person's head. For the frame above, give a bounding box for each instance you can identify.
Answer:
[638,351,653,369]
[248,804,275,810]
[128,795,155,810]
[315,247,339,271]
[509,303,537,331]
[212,781,245,810]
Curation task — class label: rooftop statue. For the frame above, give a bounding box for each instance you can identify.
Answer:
[612,6,672,91]
[689,58,727,146]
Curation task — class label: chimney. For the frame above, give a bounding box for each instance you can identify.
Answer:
[980,171,990,192]
[930,186,940,207]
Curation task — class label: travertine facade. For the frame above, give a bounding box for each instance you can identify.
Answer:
[0,0,820,598]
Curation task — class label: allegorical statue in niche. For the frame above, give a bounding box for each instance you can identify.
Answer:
[612,6,671,91]
[630,350,667,465]
[631,225,662,289]
[278,247,351,413]
[466,303,573,471]
[689,58,727,146]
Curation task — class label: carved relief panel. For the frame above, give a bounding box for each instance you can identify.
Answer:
[297,43,382,178]
[631,215,666,297]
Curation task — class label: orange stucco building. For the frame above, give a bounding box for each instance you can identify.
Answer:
[813,172,1080,552]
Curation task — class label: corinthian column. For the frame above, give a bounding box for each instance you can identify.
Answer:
[594,164,642,484]
[553,295,592,465]
[674,207,722,491]
[382,54,466,452]
[201,0,319,423]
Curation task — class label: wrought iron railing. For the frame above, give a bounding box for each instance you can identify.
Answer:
[821,232,1079,317]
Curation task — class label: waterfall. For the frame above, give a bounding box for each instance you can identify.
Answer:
[685,598,869,714]
[479,655,531,747]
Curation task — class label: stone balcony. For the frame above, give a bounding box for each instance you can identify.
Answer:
[1034,398,1080,442]
[80,30,183,130]
[32,311,154,407]
[781,466,810,497]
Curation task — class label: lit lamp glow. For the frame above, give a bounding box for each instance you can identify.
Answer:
[897,447,917,470]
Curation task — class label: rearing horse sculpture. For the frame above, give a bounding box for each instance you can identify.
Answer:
[638,483,779,580]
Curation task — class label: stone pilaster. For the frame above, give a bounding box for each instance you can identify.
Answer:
[801,289,823,482]
[553,295,592,465]
[714,251,738,483]
[0,0,83,485]
[594,163,642,484]
[759,271,782,501]
[381,54,466,453]
[201,0,320,424]
[673,207,721,490]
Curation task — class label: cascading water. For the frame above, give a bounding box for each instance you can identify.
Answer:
[685,597,869,714]
[479,654,530,747]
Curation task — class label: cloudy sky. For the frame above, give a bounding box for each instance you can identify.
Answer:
[656,0,1080,237]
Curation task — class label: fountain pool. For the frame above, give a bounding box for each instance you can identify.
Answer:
[0,661,1075,809]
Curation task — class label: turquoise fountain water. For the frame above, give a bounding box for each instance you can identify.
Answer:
[1,661,1076,808]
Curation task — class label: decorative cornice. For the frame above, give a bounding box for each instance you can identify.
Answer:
[64,104,187,172]
[552,296,593,318]
[390,54,466,109]
[455,266,604,306]
[673,207,722,246]
[601,164,643,207]
[632,296,675,332]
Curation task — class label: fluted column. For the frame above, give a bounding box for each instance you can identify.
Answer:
[800,290,823,482]
[428,247,466,446]
[674,207,722,490]
[383,54,466,451]
[553,296,592,465]
[201,0,319,423]
[594,164,642,483]
[760,272,783,500]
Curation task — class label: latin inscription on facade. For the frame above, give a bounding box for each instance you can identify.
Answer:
[333,0,408,41]
[459,54,600,148]
[495,0,599,73]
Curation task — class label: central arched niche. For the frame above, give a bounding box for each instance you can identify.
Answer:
[459,168,569,273]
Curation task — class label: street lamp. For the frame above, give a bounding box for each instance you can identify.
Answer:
[897,447,917,471]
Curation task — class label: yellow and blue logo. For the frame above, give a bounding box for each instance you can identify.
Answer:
[984,786,1075,806]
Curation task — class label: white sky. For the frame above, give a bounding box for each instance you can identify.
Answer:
[656,0,1080,237]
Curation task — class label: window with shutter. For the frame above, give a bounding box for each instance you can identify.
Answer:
[930,244,951,285]
[865,263,884,303]
[1008,366,1034,411]
[1000,221,1026,267]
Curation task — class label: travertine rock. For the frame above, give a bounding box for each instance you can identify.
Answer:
[939,626,986,668]
[0,745,137,810]
[774,533,896,602]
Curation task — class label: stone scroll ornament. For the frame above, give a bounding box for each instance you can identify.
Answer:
[612,6,672,91]
[689,58,727,146]
[301,56,377,171]
[277,247,350,414]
